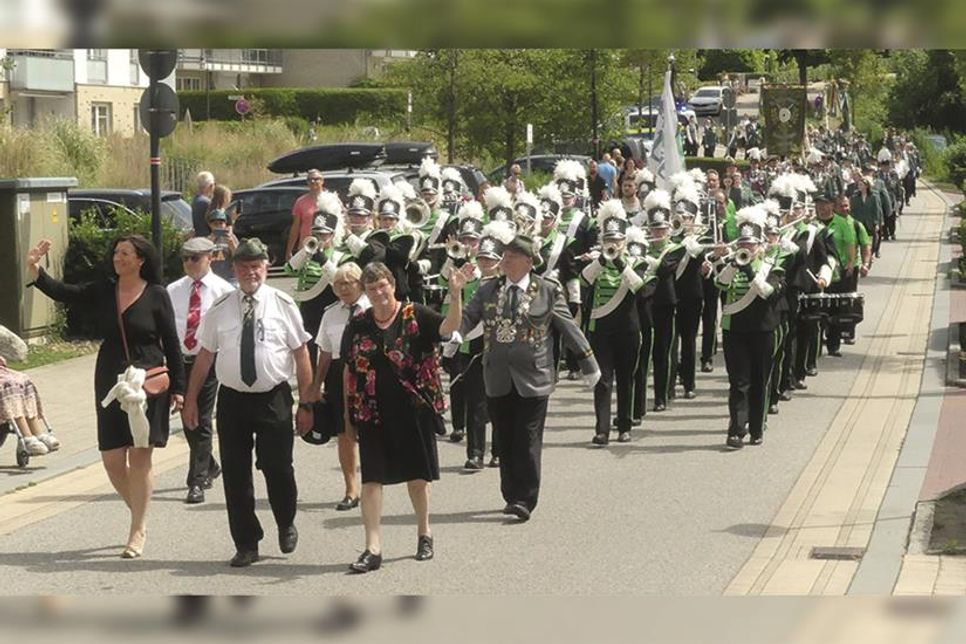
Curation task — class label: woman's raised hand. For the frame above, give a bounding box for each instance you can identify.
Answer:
[26,239,52,277]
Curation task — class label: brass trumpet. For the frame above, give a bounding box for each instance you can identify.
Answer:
[302,236,319,254]
[731,247,755,266]
[602,242,624,261]
[405,198,432,228]
[446,239,468,260]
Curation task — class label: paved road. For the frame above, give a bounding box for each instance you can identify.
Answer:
[0,185,943,595]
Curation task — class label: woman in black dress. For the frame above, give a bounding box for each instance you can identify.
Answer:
[27,235,185,559]
[341,262,467,573]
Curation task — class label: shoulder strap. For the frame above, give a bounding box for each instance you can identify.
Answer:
[115,286,132,366]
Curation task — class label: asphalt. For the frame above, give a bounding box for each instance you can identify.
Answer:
[0,182,950,596]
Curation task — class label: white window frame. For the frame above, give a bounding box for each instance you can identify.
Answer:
[91,102,112,136]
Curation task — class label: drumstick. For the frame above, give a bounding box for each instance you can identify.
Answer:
[806,269,821,285]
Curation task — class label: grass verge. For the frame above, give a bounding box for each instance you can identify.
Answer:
[7,340,99,371]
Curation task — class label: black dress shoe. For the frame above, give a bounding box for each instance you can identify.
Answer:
[653,403,667,412]
[684,390,697,399]
[502,503,514,515]
[794,380,808,390]
[842,337,855,345]
[185,485,205,504]
[700,361,714,373]
[617,431,631,443]
[415,535,434,561]
[208,463,222,482]
[488,456,500,468]
[749,436,763,446]
[229,548,259,567]
[507,503,531,522]
[725,435,744,450]
[463,457,484,471]
[336,496,360,511]
[592,433,609,446]
[279,525,298,554]
[449,430,465,443]
[805,367,819,377]
[779,391,793,402]
[828,350,843,357]
[200,477,214,491]
[631,417,643,427]
[349,550,382,573]
[768,403,779,415]
[566,371,580,381]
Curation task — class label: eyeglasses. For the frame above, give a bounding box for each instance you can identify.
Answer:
[182,255,204,263]
[308,177,323,183]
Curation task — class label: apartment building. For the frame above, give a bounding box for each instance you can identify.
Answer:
[0,48,151,136]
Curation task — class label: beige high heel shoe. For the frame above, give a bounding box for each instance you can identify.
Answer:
[121,530,146,559]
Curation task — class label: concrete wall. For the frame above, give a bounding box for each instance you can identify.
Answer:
[75,85,145,137]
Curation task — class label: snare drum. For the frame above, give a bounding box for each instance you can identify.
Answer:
[797,293,831,322]
[829,292,864,325]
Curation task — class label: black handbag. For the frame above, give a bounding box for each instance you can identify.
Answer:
[301,396,335,445]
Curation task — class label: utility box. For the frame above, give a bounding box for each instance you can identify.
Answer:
[0,177,78,338]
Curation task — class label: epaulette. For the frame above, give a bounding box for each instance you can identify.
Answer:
[209,291,235,309]
[274,289,296,306]
[540,273,562,289]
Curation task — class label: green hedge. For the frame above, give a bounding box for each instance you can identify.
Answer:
[63,208,187,338]
[685,157,752,174]
[178,88,408,125]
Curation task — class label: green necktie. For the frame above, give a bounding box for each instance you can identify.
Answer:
[507,285,519,318]
[241,295,257,386]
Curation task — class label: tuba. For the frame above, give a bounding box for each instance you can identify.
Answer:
[405,198,432,228]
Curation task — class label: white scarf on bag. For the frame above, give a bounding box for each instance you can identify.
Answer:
[101,365,151,448]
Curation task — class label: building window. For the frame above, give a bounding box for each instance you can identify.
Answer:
[133,104,141,134]
[130,50,139,85]
[87,49,107,61]
[91,102,112,136]
[176,77,203,91]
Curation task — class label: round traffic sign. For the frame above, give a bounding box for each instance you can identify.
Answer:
[139,83,179,138]
[722,86,736,109]
[138,50,178,81]
[235,98,251,116]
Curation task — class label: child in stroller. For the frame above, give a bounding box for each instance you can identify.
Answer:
[0,354,59,463]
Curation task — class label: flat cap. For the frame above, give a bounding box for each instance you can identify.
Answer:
[182,237,215,254]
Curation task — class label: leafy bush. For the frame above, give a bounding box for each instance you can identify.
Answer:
[945,138,966,188]
[46,119,106,186]
[62,208,187,338]
[685,156,751,174]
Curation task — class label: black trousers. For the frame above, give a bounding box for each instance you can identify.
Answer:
[769,316,790,405]
[651,305,675,407]
[633,322,653,420]
[779,307,798,392]
[825,272,859,354]
[450,351,496,460]
[674,297,702,392]
[590,330,641,434]
[487,385,548,512]
[883,213,897,241]
[795,316,821,379]
[563,302,582,373]
[299,295,326,369]
[216,383,297,551]
[701,277,719,363]
[184,358,219,488]
[723,329,774,440]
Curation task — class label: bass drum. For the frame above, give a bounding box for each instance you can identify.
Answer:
[422,284,448,311]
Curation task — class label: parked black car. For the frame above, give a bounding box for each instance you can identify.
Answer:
[231,186,309,266]
[68,189,194,232]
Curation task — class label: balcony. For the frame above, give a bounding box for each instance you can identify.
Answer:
[7,50,75,93]
[178,49,283,74]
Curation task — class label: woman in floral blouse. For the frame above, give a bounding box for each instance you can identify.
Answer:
[341,262,468,573]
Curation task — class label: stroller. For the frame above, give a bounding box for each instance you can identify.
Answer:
[0,416,56,468]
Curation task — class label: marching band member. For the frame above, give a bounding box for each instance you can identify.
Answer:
[439,201,487,452]
[814,192,859,358]
[375,185,420,302]
[580,201,648,445]
[632,190,683,419]
[284,190,345,367]
[715,205,786,449]
[669,174,709,400]
[440,166,465,217]
[339,179,389,272]
[415,158,456,276]
[761,200,800,415]
[631,168,657,228]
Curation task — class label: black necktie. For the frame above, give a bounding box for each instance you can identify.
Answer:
[507,285,519,317]
[241,295,257,386]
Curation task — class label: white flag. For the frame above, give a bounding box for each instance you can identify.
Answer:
[647,69,685,191]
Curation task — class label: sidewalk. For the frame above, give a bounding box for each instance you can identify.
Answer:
[726,180,952,595]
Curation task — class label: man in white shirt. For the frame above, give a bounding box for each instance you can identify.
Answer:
[166,237,234,504]
[182,238,314,568]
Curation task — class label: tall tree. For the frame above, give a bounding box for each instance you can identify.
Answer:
[777,50,830,86]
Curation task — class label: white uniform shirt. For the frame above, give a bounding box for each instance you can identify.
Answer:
[315,295,371,360]
[197,284,311,392]
[166,270,235,356]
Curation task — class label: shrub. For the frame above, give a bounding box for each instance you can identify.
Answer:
[63,207,187,338]
[945,138,966,188]
[45,119,106,186]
